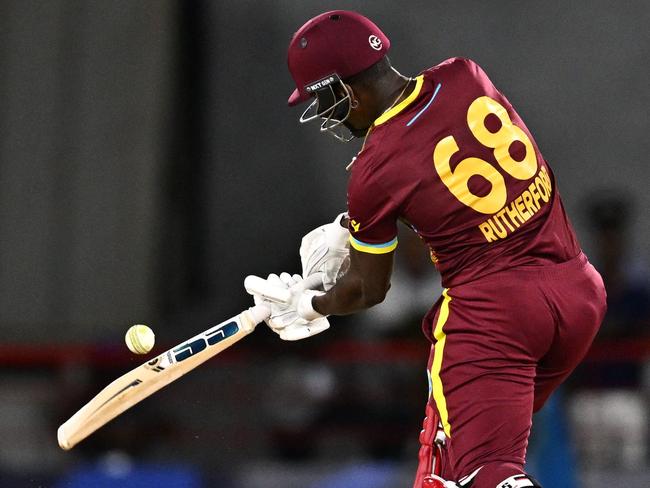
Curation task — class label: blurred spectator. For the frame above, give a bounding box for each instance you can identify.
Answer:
[587,191,650,340]
[561,190,650,477]
[264,359,336,461]
[571,190,650,389]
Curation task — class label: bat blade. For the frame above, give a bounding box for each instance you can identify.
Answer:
[57,305,268,450]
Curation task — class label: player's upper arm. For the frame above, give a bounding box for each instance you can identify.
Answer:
[347,166,400,256]
[344,164,400,305]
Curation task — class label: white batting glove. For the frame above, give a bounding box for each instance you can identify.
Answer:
[300,212,350,291]
[249,273,329,341]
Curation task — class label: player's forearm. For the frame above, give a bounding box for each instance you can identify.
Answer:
[312,271,389,316]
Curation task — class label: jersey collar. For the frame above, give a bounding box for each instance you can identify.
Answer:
[373,75,424,127]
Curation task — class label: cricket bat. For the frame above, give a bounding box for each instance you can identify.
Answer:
[57,304,272,450]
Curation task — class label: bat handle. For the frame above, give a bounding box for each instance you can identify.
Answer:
[243,304,272,328]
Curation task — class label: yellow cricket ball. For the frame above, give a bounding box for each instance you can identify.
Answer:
[125,324,155,354]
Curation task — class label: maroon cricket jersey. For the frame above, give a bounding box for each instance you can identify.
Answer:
[347,57,581,287]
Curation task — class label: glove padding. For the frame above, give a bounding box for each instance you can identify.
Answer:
[250,273,329,341]
[300,212,350,291]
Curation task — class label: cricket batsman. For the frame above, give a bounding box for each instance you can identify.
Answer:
[246,10,607,488]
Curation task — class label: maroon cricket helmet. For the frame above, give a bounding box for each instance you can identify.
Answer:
[287,10,391,106]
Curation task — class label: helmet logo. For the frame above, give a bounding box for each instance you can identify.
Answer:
[300,37,308,49]
[368,35,382,50]
[304,74,339,93]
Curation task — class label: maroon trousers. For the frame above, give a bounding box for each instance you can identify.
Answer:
[414,253,606,487]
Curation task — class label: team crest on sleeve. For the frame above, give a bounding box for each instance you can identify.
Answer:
[350,219,361,232]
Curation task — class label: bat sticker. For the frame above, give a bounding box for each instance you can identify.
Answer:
[172,321,239,362]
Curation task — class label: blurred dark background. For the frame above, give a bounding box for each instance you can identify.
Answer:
[0,1,648,487]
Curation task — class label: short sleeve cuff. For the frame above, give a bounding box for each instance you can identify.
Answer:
[349,235,398,254]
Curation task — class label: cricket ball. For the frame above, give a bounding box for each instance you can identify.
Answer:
[125,324,155,354]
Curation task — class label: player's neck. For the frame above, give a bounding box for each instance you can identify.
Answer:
[374,68,413,119]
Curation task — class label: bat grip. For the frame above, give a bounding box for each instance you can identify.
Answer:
[246,304,272,325]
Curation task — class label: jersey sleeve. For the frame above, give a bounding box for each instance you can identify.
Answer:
[346,169,399,254]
